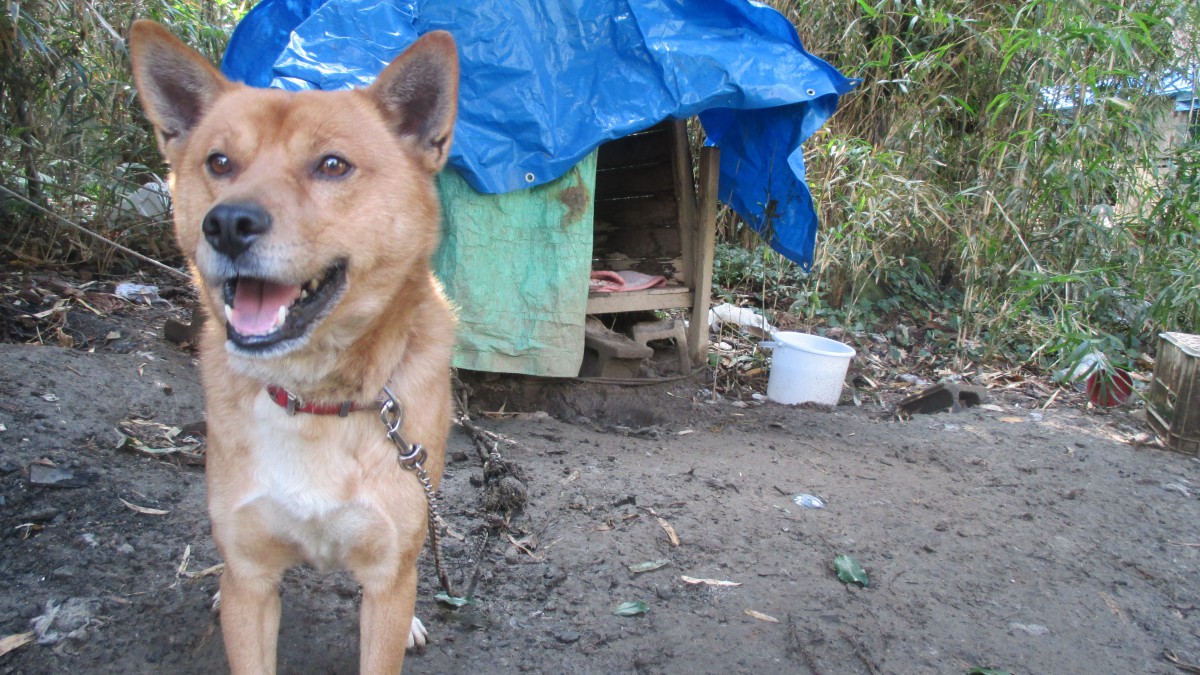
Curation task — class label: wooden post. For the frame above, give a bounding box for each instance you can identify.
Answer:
[687,146,719,367]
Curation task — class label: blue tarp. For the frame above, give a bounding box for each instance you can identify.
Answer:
[221,0,856,266]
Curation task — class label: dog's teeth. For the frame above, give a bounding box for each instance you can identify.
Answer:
[299,288,309,301]
[276,305,288,329]
[224,304,234,323]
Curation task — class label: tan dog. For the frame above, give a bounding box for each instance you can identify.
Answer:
[129,20,458,674]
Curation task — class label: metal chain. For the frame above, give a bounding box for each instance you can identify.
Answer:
[380,386,456,598]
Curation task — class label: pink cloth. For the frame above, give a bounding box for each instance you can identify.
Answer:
[589,270,667,293]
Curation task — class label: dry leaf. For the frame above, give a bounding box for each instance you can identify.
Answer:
[681,575,741,587]
[744,609,779,623]
[1098,591,1127,623]
[0,632,34,658]
[999,416,1024,424]
[655,515,680,547]
[119,497,169,515]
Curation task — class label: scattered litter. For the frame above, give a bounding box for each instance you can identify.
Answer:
[899,373,932,387]
[744,609,779,623]
[28,464,90,488]
[435,591,474,607]
[118,498,169,516]
[41,393,59,402]
[793,494,825,509]
[1164,649,1200,673]
[30,598,100,646]
[708,303,776,338]
[114,282,168,307]
[999,416,1024,424]
[613,600,649,616]
[648,509,680,547]
[979,403,1004,412]
[0,632,33,658]
[115,174,171,219]
[967,669,1013,675]
[1009,622,1050,636]
[1162,483,1193,498]
[681,575,741,587]
[0,423,6,432]
[628,560,669,574]
[833,554,869,587]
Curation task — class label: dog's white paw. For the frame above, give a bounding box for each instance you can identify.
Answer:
[211,590,221,613]
[406,616,428,651]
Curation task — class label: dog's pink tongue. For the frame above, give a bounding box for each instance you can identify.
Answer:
[229,278,301,335]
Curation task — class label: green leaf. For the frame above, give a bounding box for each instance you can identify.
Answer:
[833,555,869,587]
[613,600,649,616]
[435,592,474,607]
[628,560,669,574]
[967,669,1012,675]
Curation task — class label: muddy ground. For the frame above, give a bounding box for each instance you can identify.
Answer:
[2,283,1199,675]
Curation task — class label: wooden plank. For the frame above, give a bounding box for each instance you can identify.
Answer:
[595,161,676,200]
[669,120,699,286]
[597,125,671,168]
[599,225,681,260]
[687,146,719,367]
[586,286,694,314]
[594,194,677,229]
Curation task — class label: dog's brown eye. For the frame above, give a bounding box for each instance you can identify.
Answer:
[316,155,352,178]
[207,153,233,176]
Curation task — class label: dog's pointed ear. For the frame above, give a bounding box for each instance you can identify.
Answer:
[369,31,459,174]
[129,20,230,152]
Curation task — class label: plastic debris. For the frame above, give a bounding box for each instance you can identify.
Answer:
[28,464,90,489]
[793,494,825,509]
[114,283,167,306]
[708,303,777,338]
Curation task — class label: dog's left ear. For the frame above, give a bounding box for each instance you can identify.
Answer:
[370,31,460,174]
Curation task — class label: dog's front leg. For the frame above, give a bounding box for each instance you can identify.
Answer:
[358,563,419,675]
[219,562,284,675]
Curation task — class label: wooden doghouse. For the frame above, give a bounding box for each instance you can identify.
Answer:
[585,120,719,373]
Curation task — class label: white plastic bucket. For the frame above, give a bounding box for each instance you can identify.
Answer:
[760,332,856,405]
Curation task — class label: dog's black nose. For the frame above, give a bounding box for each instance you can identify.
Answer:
[202,203,271,260]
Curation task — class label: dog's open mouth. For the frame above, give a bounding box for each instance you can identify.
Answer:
[221,260,347,352]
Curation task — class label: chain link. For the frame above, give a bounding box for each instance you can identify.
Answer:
[380,386,456,598]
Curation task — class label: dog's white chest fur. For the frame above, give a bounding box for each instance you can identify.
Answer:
[240,396,382,570]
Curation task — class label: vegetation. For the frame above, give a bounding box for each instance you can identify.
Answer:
[0,0,245,272]
[752,0,1200,373]
[2,0,1197,376]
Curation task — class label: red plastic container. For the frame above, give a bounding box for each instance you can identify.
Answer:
[1086,368,1133,407]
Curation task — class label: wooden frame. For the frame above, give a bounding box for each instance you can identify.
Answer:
[586,120,719,367]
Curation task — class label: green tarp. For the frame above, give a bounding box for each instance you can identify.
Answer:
[433,153,597,377]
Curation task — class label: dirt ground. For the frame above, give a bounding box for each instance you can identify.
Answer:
[2,282,1199,675]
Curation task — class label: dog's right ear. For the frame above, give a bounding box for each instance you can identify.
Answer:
[129,20,230,152]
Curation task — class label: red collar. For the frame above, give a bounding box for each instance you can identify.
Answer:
[266,385,374,417]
